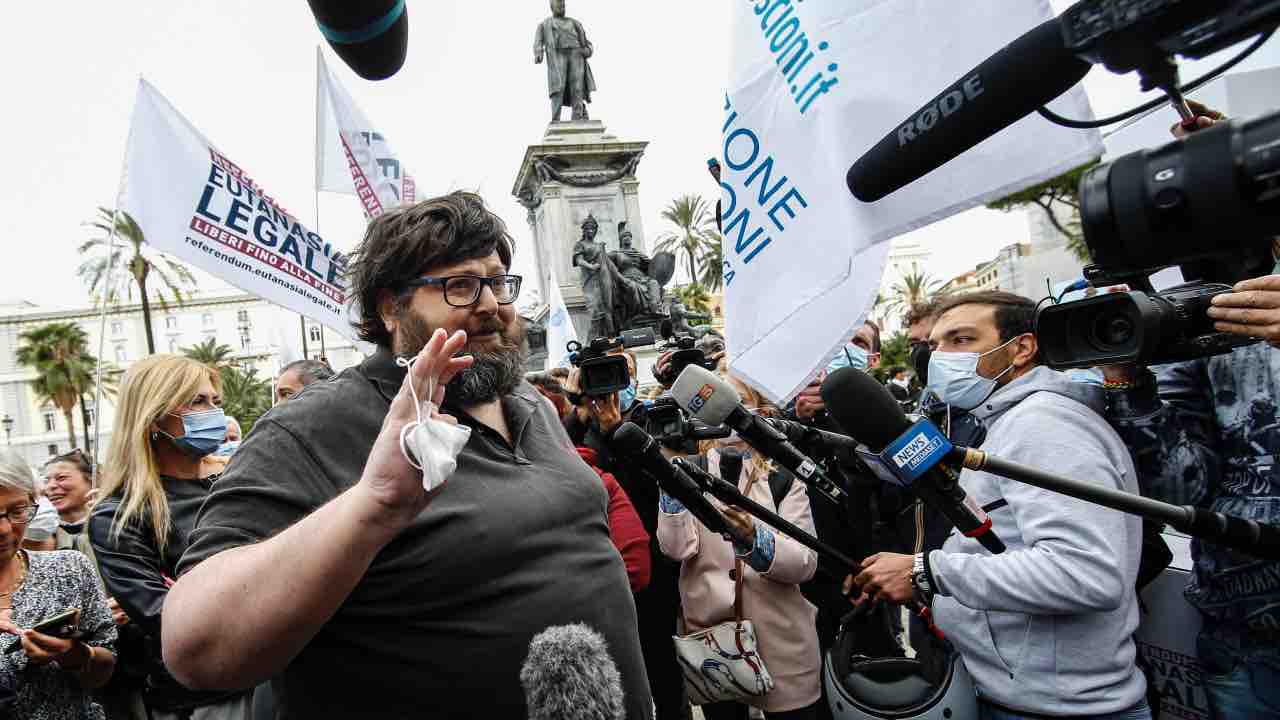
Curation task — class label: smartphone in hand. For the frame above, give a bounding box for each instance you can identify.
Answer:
[5,607,82,653]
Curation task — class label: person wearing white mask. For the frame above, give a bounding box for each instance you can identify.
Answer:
[848,291,1151,720]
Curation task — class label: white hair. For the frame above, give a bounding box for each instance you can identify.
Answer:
[0,450,37,500]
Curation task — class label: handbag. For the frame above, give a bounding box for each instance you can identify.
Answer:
[672,557,775,705]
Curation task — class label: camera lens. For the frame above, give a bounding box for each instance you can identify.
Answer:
[1091,311,1135,350]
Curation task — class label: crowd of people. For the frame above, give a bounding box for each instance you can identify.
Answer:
[0,115,1275,719]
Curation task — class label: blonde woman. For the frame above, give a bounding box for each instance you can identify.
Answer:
[657,363,822,720]
[87,355,252,719]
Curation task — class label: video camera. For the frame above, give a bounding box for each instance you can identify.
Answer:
[1033,0,1280,368]
[1038,109,1280,368]
[652,320,719,386]
[566,328,654,396]
[643,397,731,448]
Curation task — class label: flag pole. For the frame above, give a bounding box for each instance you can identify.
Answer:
[91,79,140,479]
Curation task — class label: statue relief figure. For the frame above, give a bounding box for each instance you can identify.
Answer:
[571,214,616,338]
[533,0,597,123]
[609,222,663,320]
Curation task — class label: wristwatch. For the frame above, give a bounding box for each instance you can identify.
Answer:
[911,553,933,604]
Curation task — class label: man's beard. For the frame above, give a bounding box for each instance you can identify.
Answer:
[395,312,529,406]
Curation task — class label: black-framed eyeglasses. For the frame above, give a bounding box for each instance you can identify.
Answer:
[405,274,523,308]
[0,505,38,525]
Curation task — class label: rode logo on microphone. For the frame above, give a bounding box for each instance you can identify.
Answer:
[688,384,716,413]
[896,74,985,147]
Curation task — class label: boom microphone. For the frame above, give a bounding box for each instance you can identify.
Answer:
[847,16,1091,202]
[671,365,847,507]
[520,624,625,720]
[307,0,408,80]
[821,368,1006,554]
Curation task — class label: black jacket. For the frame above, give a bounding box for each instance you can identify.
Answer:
[88,477,244,712]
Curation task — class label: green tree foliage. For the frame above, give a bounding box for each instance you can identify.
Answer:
[79,208,198,354]
[218,364,272,436]
[656,194,717,283]
[884,270,944,322]
[986,160,1100,263]
[674,283,712,315]
[871,331,911,383]
[16,322,118,454]
[181,338,235,370]
[699,231,725,292]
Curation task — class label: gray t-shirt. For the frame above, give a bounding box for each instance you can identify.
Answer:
[179,350,652,719]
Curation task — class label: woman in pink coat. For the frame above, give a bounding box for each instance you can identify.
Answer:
[657,368,822,720]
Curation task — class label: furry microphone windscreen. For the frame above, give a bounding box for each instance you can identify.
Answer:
[520,623,625,720]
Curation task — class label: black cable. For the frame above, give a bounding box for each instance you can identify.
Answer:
[1037,30,1274,129]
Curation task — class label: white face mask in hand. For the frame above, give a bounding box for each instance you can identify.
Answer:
[395,356,472,492]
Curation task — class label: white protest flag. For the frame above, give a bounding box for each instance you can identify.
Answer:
[722,1,1102,401]
[316,47,415,218]
[543,270,579,370]
[119,79,357,341]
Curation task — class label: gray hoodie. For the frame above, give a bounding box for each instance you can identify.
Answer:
[929,365,1147,715]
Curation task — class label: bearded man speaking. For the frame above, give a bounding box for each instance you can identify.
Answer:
[162,192,652,719]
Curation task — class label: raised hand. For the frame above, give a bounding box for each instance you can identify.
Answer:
[358,328,473,527]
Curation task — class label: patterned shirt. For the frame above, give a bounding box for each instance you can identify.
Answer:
[0,550,117,720]
[1107,343,1280,645]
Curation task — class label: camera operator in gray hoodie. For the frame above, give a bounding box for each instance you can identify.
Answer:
[848,291,1149,720]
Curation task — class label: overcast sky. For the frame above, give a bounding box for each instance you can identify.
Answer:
[3,1,1276,311]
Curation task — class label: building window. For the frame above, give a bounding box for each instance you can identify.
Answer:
[309,326,322,343]
[47,444,57,457]
[110,321,123,336]
[237,309,250,324]
[202,313,214,328]
[240,328,252,350]
[43,410,56,433]
[114,344,128,362]
[85,405,96,426]
[166,315,178,330]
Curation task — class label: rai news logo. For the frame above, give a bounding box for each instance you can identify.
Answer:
[689,384,715,412]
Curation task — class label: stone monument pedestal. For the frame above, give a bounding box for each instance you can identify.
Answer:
[513,120,648,342]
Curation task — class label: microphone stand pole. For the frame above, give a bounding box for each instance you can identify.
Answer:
[956,447,1280,561]
[672,458,860,575]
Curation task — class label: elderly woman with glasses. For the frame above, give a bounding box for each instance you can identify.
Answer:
[0,449,117,719]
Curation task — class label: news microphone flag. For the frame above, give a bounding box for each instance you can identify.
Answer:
[721,0,1101,402]
[118,79,359,343]
[316,47,416,219]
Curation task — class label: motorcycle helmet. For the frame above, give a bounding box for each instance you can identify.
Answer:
[824,613,977,720]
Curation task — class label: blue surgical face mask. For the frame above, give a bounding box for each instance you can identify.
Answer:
[618,380,638,413]
[160,408,227,458]
[213,440,240,457]
[826,343,869,374]
[926,336,1019,411]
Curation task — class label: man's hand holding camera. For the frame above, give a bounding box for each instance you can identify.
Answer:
[565,368,623,435]
[1208,275,1280,348]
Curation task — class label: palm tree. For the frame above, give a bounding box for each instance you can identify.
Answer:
[656,195,716,283]
[182,338,235,370]
[219,364,272,435]
[79,208,197,354]
[698,231,725,292]
[675,283,712,315]
[884,270,944,320]
[16,323,116,453]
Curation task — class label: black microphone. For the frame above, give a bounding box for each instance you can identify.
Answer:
[766,417,859,454]
[520,624,625,720]
[610,422,736,540]
[821,368,1006,554]
[307,0,408,80]
[670,365,847,507]
[847,16,1092,202]
[719,447,745,488]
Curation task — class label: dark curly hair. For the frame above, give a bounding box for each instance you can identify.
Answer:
[347,192,515,347]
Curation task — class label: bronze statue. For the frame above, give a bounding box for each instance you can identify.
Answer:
[571,215,615,338]
[610,222,663,320]
[533,0,597,123]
